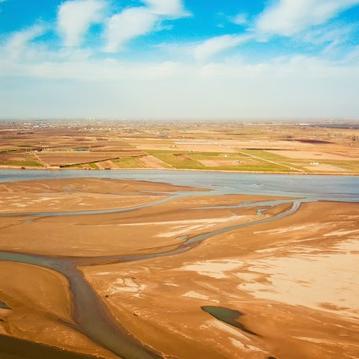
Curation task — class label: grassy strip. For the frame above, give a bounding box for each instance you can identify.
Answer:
[148,150,205,169]
[60,156,121,168]
[0,160,43,167]
[113,157,146,168]
[239,150,306,172]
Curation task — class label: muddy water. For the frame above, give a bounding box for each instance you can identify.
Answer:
[0,170,358,359]
[0,169,358,200]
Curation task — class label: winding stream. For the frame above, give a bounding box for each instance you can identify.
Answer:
[0,170,358,359]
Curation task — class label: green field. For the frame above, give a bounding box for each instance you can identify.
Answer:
[2,147,357,174]
[148,150,206,169]
[148,150,291,172]
[0,160,43,167]
[113,156,146,168]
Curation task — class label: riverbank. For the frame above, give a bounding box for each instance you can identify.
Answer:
[1,165,359,176]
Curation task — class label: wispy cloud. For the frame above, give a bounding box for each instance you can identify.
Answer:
[255,0,359,36]
[194,34,252,62]
[143,0,190,17]
[300,22,357,52]
[104,7,157,52]
[3,24,46,59]
[231,13,248,26]
[103,0,189,53]
[1,0,359,119]
[57,0,108,47]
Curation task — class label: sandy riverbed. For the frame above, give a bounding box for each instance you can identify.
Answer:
[82,201,359,359]
[0,261,116,358]
[0,177,358,358]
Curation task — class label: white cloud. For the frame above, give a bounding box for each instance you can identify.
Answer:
[57,0,107,47]
[194,34,252,62]
[300,23,356,52]
[1,29,359,119]
[3,24,46,59]
[103,0,188,53]
[1,0,359,120]
[104,7,157,53]
[143,0,189,17]
[231,13,248,26]
[256,0,359,36]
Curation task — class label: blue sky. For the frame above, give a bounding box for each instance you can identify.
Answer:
[0,0,359,119]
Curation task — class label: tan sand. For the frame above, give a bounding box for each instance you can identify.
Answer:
[0,178,194,213]
[82,201,359,359]
[0,176,358,358]
[0,262,115,358]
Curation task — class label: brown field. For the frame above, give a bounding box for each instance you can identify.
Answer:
[0,120,358,174]
[0,177,358,359]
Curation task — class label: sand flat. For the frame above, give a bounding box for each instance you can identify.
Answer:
[82,200,359,359]
[0,177,358,359]
[0,261,116,358]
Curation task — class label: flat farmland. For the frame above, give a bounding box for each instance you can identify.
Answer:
[0,121,358,174]
[37,152,122,167]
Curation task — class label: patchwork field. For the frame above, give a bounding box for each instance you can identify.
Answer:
[1,121,358,174]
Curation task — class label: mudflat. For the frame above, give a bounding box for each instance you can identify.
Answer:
[0,176,358,359]
[83,201,359,359]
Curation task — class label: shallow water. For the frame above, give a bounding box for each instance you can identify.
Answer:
[0,169,358,201]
